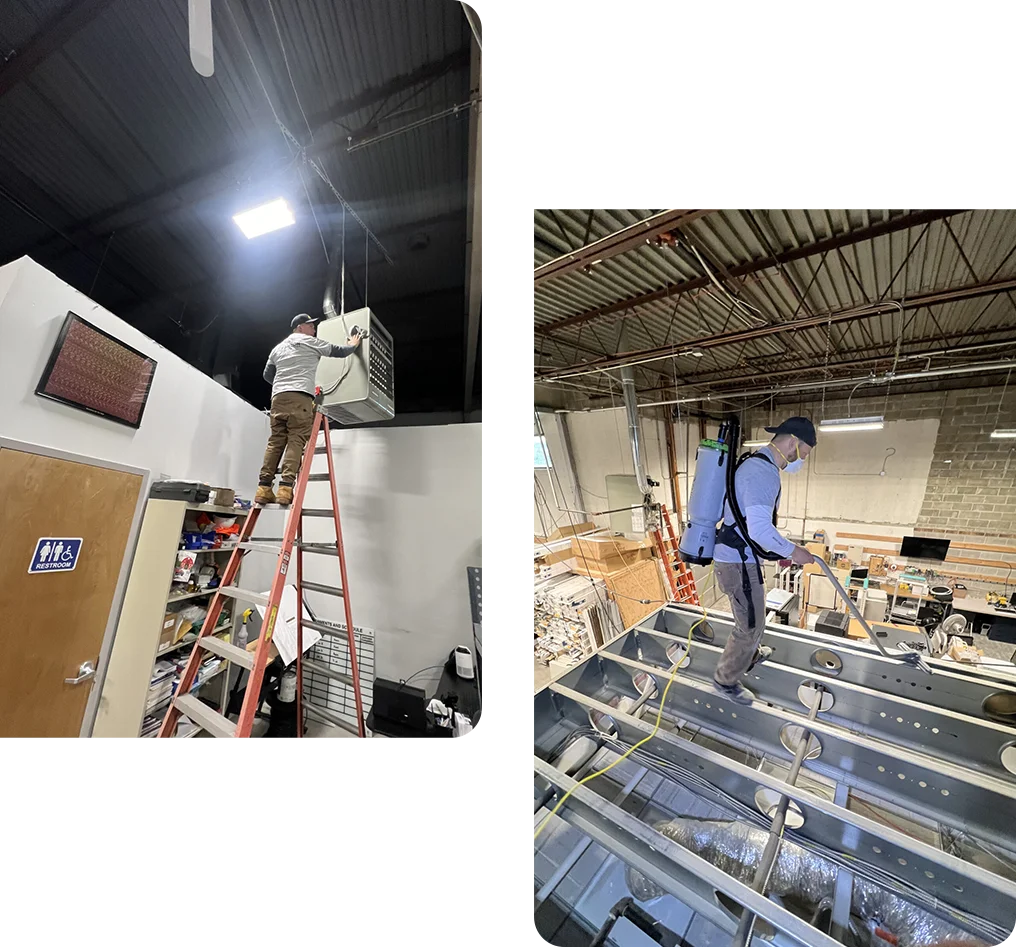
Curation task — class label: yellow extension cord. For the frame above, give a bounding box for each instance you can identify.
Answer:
[534,564,715,841]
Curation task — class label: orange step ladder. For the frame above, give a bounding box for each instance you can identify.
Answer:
[651,505,700,605]
[158,410,365,738]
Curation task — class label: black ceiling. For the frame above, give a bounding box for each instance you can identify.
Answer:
[0,0,480,417]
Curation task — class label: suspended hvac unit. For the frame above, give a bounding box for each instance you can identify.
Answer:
[315,306,395,424]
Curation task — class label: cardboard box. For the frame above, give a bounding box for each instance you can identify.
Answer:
[536,560,570,581]
[159,611,177,647]
[532,520,593,544]
[604,557,667,631]
[568,548,652,578]
[209,487,235,509]
[806,542,829,563]
[571,534,648,562]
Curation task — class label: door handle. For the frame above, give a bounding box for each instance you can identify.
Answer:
[65,661,96,685]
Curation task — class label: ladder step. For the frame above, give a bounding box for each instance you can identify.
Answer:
[301,508,334,518]
[215,586,271,607]
[301,619,342,637]
[302,700,360,736]
[301,580,344,598]
[307,473,331,481]
[197,635,255,670]
[302,657,354,687]
[300,543,338,556]
[315,446,328,454]
[237,541,284,555]
[173,693,236,738]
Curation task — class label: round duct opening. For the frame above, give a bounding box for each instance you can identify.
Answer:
[632,670,659,700]
[754,787,806,829]
[797,681,834,713]
[588,709,618,738]
[779,722,823,761]
[983,691,1016,723]
[691,619,714,643]
[809,648,843,675]
[666,642,691,669]
[1000,743,1016,776]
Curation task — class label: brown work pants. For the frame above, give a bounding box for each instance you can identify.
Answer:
[258,391,315,486]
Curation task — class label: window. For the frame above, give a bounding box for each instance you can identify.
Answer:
[534,435,552,468]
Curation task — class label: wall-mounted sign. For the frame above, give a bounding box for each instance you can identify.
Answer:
[28,537,83,574]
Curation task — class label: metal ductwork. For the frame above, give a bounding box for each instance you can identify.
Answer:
[620,365,651,496]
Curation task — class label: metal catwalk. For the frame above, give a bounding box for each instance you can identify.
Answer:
[535,603,1016,947]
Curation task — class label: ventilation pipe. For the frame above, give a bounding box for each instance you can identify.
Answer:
[620,366,652,497]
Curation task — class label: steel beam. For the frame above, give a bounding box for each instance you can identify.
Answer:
[534,211,714,285]
[655,605,1016,724]
[569,655,1016,847]
[537,276,1016,379]
[605,626,1016,778]
[537,686,1016,934]
[0,0,116,99]
[536,210,968,337]
[535,758,844,947]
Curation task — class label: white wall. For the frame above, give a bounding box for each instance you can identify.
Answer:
[0,257,268,491]
[778,418,940,529]
[248,424,481,686]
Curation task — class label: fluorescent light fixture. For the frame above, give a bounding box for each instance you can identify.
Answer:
[743,439,769,448]
[990,430,1016,439]
[818,415,885,433]
[232,198,295,238]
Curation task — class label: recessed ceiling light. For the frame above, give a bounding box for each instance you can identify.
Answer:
[233,198,295,239]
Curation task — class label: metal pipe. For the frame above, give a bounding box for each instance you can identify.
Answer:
[731,693,823,947]
[621,366,651,495]
[622,359,1016,411]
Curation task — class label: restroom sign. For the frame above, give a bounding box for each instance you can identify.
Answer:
[28,538,83,574]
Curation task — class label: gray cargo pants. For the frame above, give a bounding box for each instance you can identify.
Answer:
[713,560,766,687]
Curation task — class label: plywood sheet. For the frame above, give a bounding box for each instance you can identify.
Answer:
[605,557,667,631]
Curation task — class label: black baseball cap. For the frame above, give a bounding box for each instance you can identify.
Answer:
[291,313,320,329]
[764,416,817,447]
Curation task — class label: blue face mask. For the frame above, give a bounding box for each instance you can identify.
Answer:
[784,458,805,474]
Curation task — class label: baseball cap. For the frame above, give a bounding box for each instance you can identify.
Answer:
[764,416,817,447]
[291,313,319,329]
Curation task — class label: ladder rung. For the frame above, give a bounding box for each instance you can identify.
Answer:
[215,586,271,607]
[307,473,331,482]
[301,509,334,518]
[300,580,344,598]
[301,618,343,636]
[173,693,236,738]
[197,635,255,670]
[315,446,328,454]
[302,658,354,687]
[300,543,338,556]
[237,541,283,555]
[302,700,360,736]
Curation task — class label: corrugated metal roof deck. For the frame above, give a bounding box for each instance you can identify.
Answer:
[535,210,1016,399]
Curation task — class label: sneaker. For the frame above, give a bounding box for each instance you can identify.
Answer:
[712,679,756,706]
[748,645,773,671]
[276,485,294,506]
[254,485,276,505]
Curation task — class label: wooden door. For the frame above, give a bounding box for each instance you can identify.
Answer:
[0,445,143,736]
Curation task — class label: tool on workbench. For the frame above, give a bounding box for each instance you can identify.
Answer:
[157,410,366,737]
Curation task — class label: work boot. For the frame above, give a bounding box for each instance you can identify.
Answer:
[255,485,276,505]
[712,679,756,706]
[276,485,294,506]
[747,645,773,671]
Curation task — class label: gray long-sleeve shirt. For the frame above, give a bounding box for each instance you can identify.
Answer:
[713,445,796,564]
[263,333,356,399]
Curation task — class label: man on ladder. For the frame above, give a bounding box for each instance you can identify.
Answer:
[256,313,361,506]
